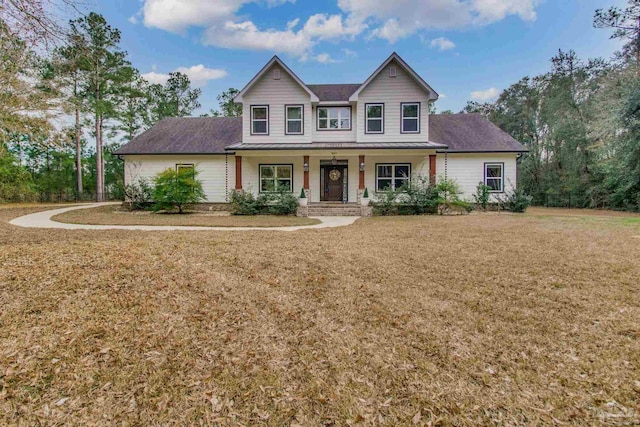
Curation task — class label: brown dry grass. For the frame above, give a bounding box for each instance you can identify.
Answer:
[52,205,320,227]
[1,206,639,426]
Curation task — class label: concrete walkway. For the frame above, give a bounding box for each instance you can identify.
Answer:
[9,203,360,232]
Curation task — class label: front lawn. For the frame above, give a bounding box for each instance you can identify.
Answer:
[1,206,639,425]
[52,204,320,227]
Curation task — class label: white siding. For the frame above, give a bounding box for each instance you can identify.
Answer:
[437,153,518,201]
[242,64,312,144]
[123,155,234,203]
[357,59,431,143]
[311,105,358,142]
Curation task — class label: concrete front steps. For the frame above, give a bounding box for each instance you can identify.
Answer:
[301,203,366,217]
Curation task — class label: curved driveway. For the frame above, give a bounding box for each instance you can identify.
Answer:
[9,203,360,232]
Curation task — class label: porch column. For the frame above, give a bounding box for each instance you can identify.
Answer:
[429,154,437,185]
[235,156,242,190]
[359,155,365,190]
[303,155,310,189]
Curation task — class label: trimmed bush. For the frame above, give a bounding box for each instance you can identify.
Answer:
[152,167,206,213]
[122,178,153,210]
[497,185,533,213]
[229,189,298,216]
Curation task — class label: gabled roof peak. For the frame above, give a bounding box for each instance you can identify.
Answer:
[234,56,319,103]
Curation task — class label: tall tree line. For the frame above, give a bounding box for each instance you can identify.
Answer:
[464,0,640,211]
[0,7,202,202]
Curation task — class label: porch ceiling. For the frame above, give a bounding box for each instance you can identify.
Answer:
[226,141,447,151]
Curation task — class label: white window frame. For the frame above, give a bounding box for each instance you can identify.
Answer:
[317,107,351,130]
[259,164,293,193]
[251,105,269,135]
[366,103,384,134]
[401,102,420,134]
[375,163,411,192]
[484,163,504,193]
[285,105,304,135]
[176,163,194,174]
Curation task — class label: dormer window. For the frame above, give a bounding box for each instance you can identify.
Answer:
[251,105,269,135]
[401,103,420,133]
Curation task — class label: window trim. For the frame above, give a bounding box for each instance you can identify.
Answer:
[316,106,352,131]
[259,164,294,193]
[250,105,269,135]
[365,103,385,134]
[401,102,421,134]
[375,163,411,192]
[284,104,304,135]
[484,162,505,193]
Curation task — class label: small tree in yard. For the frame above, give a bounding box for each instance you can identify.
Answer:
[474,182,492,210]
[152,167,205,213]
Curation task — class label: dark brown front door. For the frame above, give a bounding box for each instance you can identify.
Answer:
[322,166,346,201]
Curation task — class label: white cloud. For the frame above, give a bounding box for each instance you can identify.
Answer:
[314,53,339,63]
[337,0,539,43]
[141,71,170,85]
[470,87,500,101]
[135,0,539,56]
[128,15,138,25]
[302,13,364,41]
[203,21,312,56]
[142,65,228,87]
[430,37,455,51]
[342,48,358,59]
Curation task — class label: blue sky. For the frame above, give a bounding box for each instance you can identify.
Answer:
[96,0,626,114]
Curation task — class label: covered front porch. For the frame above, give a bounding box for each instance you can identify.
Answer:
[229,146,439,205]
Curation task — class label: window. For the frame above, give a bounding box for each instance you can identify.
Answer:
[376,164,410,192]
[285,105,303,135]
[401,103,420,133]
[484,163,504,192]
[366,104,384,134]
[176,164,194,176]
[317,107,351,130]
[260,165,292,193]
[251,106,269,135]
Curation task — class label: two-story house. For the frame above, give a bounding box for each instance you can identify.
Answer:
[116,53,527,214]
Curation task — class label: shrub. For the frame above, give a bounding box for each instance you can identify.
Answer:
[152,167,206,213]
[122,178,153,210]
[363,187,369,198]
[497,184,533,213]
[474,182,491,210]
[299,188,306,198]
[229,189,298,215]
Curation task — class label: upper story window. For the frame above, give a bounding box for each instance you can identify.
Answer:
[285,105,303,135]
[484,163,504,192]
[366,104,384,134]
[317,107,351,130]
[251,105,269,135]
[401,103,420,133]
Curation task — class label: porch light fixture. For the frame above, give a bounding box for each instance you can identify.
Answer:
[331,156,338,165]
[303,161,309,172]
[359,161,365,171]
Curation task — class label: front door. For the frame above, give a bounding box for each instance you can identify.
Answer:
[321,165,346,201]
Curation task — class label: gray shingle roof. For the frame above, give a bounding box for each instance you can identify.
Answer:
[306,84,361,102]
[430,113,527,152]
[114,117,242,155]
[114,113,527,155]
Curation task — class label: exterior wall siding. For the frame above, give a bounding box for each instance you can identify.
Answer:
[437,153,518,201]
[357,59,431,143]
[123,155,234,203]
[242,64,312,144]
